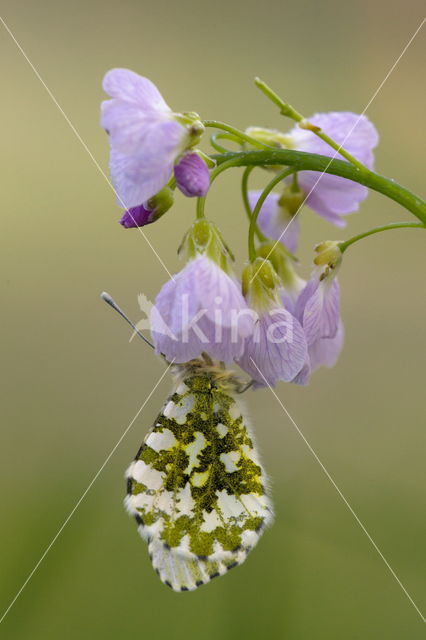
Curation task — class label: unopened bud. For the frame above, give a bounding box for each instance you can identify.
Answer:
[174,153,210,197]
[245,126,293,149]
[278,183,305,216]
[314,240,342,268]
[120,186,174,228]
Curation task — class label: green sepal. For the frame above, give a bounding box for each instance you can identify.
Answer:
[245,126,293,149]
[242,258,281,312]
[146,186,174,221]
[183,219,234,273]
[313,240,343,281]
[174,111,205,148]
[255,242,299,290]
[278,181,305,216]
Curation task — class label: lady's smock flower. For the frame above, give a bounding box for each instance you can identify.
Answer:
[293,242,344,378]
[294,272,341,346]
[101,68,204,209]
[236,259,307,387]
[150,221,253,363]
[288,112,379,225]
[247,113,378,227]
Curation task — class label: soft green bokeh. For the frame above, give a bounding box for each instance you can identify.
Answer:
[1,1,425,638]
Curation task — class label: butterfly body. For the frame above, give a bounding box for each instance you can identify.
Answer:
[125,357,273,591]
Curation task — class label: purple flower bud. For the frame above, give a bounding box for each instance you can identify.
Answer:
[174,153,210,198]
[120,204,153,228]
[119,186,174,228]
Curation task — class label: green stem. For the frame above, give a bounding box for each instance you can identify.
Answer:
[254,77,304,122]
[196,196,205,219]
[248,168,295,261]
[196,157,244,219]
[210,132,241,154]
[203,120,272,150]
[254,77,368,172]
[339,222,425,252]
[212,150,426,224]
[241,167,268,242]
[310,127,366,172]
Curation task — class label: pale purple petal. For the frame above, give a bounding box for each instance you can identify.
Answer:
[288,112,378,224]
[236,307,307,387]
[101,100,174,155]
[151,256,252,363]
[103,68,170,112]
[295,276,340,346]
[309,319,344,372]
[280,276,306,316]
[192,257,251,330]
[248,191,300,253]
[120,204,153,228]
[291,360,311,385]
[109,120,184,207]
[289,112,378,168]
[297,171,368,223]
[174,153,210,197]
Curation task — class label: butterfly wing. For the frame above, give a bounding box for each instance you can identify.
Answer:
[125,374,273,591]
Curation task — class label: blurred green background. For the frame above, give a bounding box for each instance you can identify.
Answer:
[1,0,425,638]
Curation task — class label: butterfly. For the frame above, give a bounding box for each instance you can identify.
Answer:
[125,355,273,591]
[101,293,273,592]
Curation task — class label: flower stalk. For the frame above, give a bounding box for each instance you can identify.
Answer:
[212,150,426,224]
[338,221,426,252]
[248,167,295,261]
[254,77,368,172]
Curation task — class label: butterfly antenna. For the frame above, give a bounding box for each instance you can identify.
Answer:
[101,292,155,350]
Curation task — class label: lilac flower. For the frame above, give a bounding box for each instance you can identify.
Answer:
[174,153,210,197]
[288,112,379,225]
[150,255,253,363]
[101,68,203,209]
[292,267,343,381]
[236,259,307,387]
[309,319,344,372]
[280,275,306,316]
[294,275,341,346]
[236,307,307,387]
[248,191,300,253]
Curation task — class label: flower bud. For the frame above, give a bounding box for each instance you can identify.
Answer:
[245,126,293,148]
[119,186,174,228]
[174,153,210,197]
[278,183,305,216]
[256,242,304,294]
[313,240,342,277]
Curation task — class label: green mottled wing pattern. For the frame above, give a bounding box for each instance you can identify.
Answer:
[125,366,273,591]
